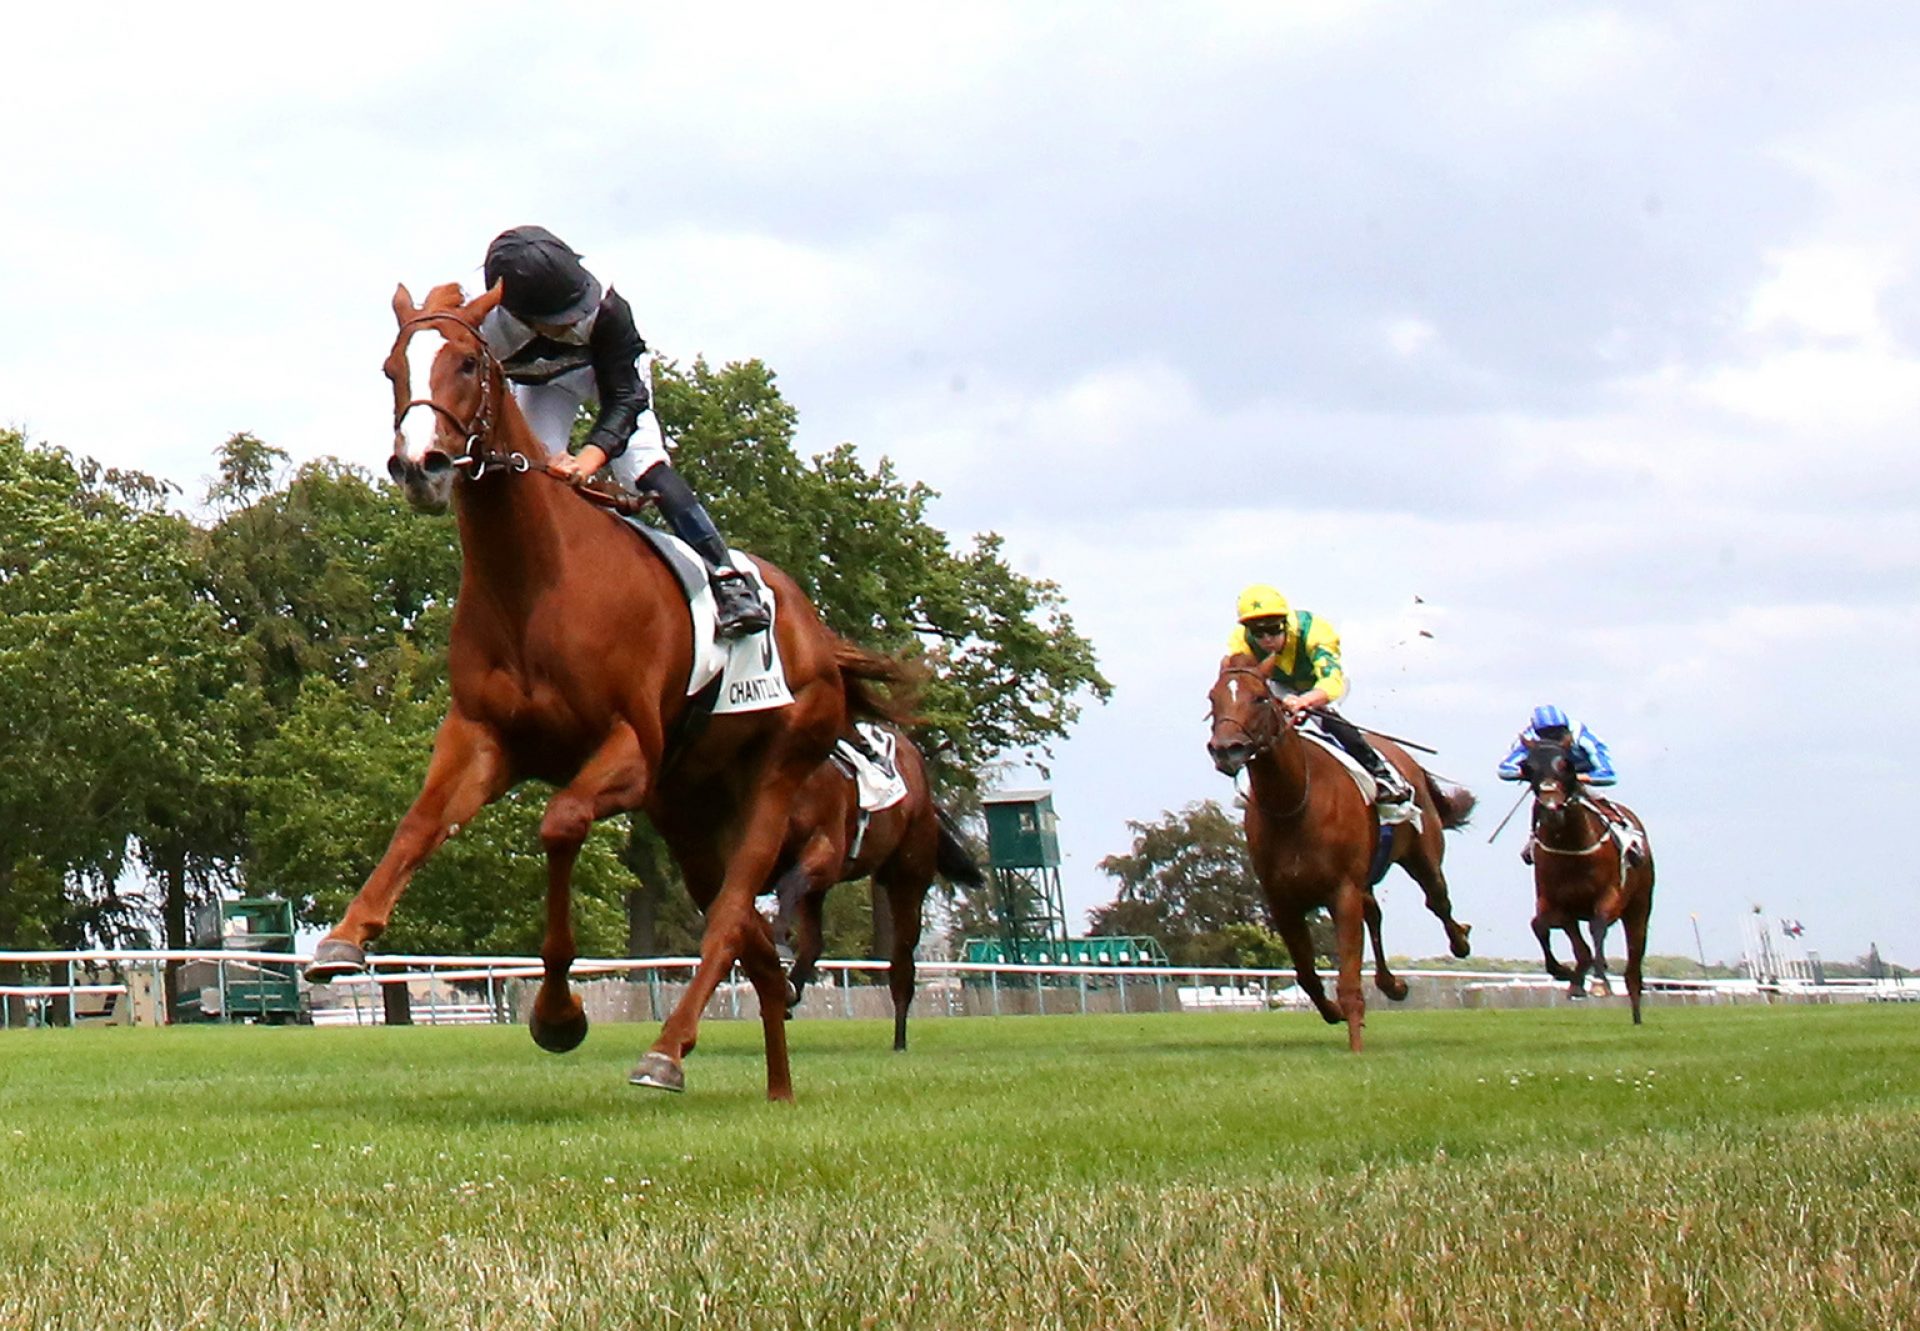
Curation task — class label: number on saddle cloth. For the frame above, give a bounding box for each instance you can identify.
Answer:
[610,514,791,712]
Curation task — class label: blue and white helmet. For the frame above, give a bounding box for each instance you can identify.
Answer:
[1531,704,1570,733]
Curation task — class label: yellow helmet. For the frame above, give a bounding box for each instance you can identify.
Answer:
[1236,584,1291,624]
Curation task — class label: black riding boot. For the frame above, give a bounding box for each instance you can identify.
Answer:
[641,462,771,639]
[1321,711,1413,810]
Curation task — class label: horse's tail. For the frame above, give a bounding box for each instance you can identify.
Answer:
[1423,771,1477,831]
[933,805,986,890]
[834,638,922,727]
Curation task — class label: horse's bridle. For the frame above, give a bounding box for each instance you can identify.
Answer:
[392,312,528,478]
[1523,746,1608,853]
[1211,665,1311,819]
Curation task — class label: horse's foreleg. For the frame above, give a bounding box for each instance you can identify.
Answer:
[1587,918,1614,995]
[1333,882,1368,1052]
[1533,913,1573,982]
[1364,894,1408,1001]
[785,887,828,1017]
[1276,915,1341,1025]
[310,713,507,980]
[1564,926,1595,999]
[531,725,652,1055]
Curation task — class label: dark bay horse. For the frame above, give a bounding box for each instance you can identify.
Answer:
[771,726,984,1051]
[1515,739,1656,1022]
[1206,654,1475,1051]
[306,280,914,1100]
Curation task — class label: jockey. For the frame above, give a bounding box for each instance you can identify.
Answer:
[478,225,770,639]
[1499,704,1640,864]
[1497,705,1616,785]
[1227,584,1415,815]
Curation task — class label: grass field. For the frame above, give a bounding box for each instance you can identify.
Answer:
[2,1005,1918,1329]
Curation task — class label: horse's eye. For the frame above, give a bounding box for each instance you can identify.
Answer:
[460,356,479,375]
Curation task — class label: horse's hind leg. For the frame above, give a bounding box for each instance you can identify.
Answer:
[1277,915,1342,1026]
[1622,879,1653,1025]
[1365,894,1408,1002]
[639,784,801,1101]
[880,873,929,1052]
[1398,845,1472,959]
[531,727,652,1054]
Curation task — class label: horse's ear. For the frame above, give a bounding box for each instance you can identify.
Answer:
[464,279,505,322]
[392,283,419,326]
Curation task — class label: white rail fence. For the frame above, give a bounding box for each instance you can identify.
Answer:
[4,948,1916,1029]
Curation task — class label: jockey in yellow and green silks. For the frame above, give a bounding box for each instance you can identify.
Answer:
[1226,584,1413,812]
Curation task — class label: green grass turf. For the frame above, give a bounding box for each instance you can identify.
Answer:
[2,1005,1916,1329]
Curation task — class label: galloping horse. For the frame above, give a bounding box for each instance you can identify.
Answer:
[306,280,914,1100]
[1206,654,1475,1051]
[772,726,984,1051]
[1515,739,1656,1022]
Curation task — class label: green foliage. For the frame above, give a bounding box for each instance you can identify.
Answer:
[247,675,627,954]
[656,358,1111,786]
[1090,801,1281,966]
[0,431,250,948]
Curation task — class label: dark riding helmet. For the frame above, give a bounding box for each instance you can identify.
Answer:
[483,226,604,326]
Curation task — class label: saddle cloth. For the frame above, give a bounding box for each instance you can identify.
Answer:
[831,723,910,814]
[619,519,794,714]
[1300,729,1424,832]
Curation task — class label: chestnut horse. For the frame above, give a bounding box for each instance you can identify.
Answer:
[306,280,913,1100]
[1515,739,1656,1022]
[1206,654,1475,1051]
[772,726,984,1051]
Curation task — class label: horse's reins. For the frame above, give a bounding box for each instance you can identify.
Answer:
[392,311,654,517]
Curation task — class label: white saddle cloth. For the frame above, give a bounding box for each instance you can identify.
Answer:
[834,723,909,813]
[1301,730,1424,832]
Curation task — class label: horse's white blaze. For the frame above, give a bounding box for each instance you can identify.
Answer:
[399,327,448,464]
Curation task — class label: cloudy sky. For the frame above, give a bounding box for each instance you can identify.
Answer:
[5,2,1917,968]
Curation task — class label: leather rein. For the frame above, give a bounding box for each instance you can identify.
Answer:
[392,311,652,517]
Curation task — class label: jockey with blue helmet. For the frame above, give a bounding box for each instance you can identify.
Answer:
[478,225,769,639]
[1228,584,1416,814]
[1498,704,1617,784]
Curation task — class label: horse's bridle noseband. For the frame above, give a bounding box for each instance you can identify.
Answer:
[393,311,526,476]
[1209,665,1291,756]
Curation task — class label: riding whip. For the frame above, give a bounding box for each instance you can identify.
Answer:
[1486,785,1529,843]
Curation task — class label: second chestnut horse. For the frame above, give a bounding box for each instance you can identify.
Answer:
[1206,654,1475,1051]
[1515,738,1657,1023]
[773,725,984,1051]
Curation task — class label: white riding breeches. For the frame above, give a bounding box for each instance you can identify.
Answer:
[512,360,670,491]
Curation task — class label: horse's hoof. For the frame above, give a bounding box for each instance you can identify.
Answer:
[529,1010,588,1054]
[786,980,803,1009]
[629,1051,685,1093]
[1566,986,1587,1001]
[304,939,366,983]
[1450,922,1473,959]
[1380,978,1410,1003]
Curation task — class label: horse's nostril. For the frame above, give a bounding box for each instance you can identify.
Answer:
[387,455,407,483]
[422,452,453,477]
